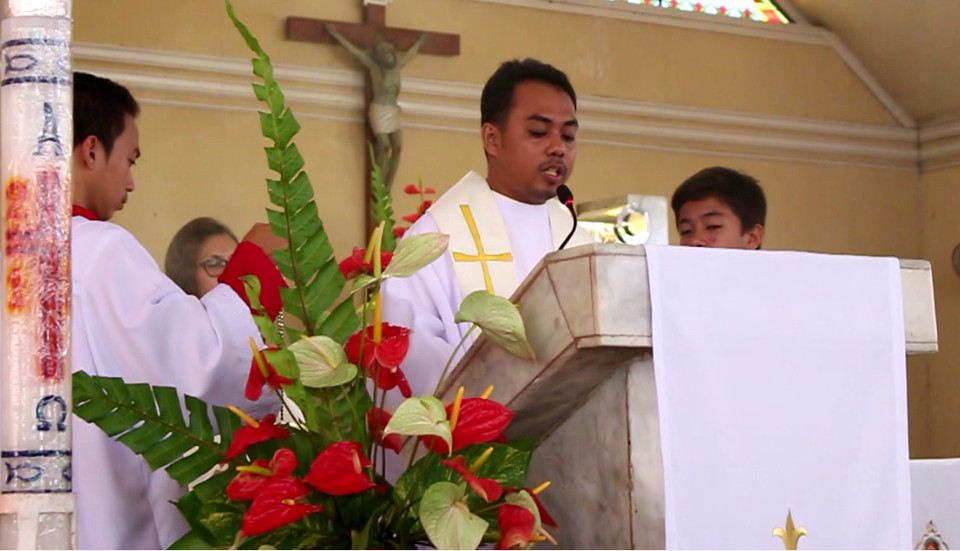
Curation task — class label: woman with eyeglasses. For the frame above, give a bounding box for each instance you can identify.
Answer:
[165,217,240,297]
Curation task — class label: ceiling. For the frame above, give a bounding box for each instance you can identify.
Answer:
[786,0,960,128]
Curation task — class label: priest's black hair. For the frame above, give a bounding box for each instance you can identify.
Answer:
[481,58,577,128]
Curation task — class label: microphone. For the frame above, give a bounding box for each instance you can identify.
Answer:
[556,184,577,251]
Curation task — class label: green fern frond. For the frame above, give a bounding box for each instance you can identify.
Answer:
[72,371,240,486]
[226,1,359,343]
[369,144,398,252]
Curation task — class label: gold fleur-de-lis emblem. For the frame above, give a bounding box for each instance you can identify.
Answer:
[773,509,807,550]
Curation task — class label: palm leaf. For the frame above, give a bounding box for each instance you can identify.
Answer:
[369,144,398,252]
[72,371,239,486]
[226,1,359,343]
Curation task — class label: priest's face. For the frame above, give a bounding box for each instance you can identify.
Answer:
[483,81,578,205]
[676,196,764,249]
[89,114,140,220]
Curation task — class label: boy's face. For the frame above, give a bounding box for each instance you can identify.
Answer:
[89,114,140,221]
[483,81,578,205]
[676,196,763,249]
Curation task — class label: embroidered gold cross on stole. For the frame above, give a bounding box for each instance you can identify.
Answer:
[452,205,512,294]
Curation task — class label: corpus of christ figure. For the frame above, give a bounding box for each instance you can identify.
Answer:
[326,23,429,194]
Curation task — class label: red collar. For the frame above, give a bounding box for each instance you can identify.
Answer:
[72,205,101,221]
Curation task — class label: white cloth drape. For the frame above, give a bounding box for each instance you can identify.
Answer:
[911,458,960,548]
[646,246,910,549]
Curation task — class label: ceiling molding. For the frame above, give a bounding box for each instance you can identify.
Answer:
[818,32,914,128]
[75,42,937,171]
[466,0,916,129]
[919,120,960,143]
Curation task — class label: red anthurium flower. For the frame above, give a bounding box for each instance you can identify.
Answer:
[245,347,294,401]
[505,487,557,528]
[403,183,437,195]
[241,476,322,537]
[393,226,407,239]
[368,408,403,453]
[227,448,299,501]
[367,362,413,397]
[442,456,503,503]
[345,324,413,397]
[223,413,291,463]
[496,504,537,550]
[422,398,514,453]
[305,441,375,495]
[402,213,422,224]
[338,247,394,279]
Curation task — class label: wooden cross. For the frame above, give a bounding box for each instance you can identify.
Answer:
[286,3,460,235]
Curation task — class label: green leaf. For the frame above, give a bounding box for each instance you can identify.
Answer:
[289,336,358,388]
[349,274,378,298]
[282,380,322,433]
[72,372,236,486]
[383,396,452,451]
[368,143,398,252]
[256,351,297,394]
[226,0,360,340]
[383,233,449,279]
[167,530,212,550]
[419,482,488,550]
[171,493,217,548]
[455,291,535,360]
[308,381,373,448]
[318,298,362,345]
[392,442,532,526]
[197,502,245,546]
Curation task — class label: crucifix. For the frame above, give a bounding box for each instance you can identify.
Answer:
[287,0,460,234]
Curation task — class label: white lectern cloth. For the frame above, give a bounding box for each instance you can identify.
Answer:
[910,458,960,548]
[646,246,910,549]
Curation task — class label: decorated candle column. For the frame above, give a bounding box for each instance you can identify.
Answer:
[0,0,74,548]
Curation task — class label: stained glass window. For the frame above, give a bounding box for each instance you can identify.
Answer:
[603,0,791,24]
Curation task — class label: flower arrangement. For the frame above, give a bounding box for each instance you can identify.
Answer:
[72,2,556,549]
[392,179,436,240]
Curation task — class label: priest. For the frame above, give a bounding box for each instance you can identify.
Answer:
[382,58,594,407]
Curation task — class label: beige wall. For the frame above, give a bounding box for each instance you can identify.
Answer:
[918,164,960,457]
[69,0,947,455]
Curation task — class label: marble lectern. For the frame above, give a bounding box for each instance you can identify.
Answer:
[439,243,938,549]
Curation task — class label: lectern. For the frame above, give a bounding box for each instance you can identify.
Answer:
[441,244,937,549]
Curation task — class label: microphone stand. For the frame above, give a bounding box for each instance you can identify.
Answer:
[557,184,577,250]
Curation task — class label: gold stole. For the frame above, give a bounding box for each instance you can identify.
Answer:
[429,171,585,299]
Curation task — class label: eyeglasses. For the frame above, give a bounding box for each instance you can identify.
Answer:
[197,255,230,278]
